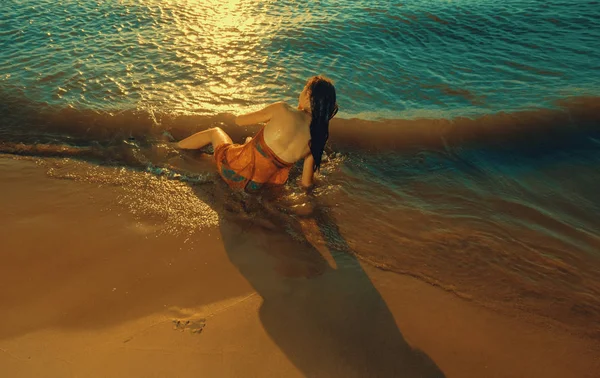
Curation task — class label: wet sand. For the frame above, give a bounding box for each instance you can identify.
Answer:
[0,155,598,378]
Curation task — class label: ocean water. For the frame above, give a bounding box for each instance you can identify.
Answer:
[2,0,600,337]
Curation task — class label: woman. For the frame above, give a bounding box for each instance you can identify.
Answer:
[177,75,338,190]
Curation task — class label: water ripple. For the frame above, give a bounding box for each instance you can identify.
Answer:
[1,0,599,119]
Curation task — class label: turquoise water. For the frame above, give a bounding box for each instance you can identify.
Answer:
[1,0,599,118]
[2,0,600,337]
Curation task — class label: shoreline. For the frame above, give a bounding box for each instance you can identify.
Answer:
[1,155,598,377]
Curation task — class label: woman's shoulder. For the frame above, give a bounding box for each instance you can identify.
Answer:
[269,102,310,131]
[272,102,305,122]
[276,101,295,113]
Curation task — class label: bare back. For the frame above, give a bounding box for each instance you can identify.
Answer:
[262,103,312,164]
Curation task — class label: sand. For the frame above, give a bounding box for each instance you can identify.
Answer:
[0,155,598,378]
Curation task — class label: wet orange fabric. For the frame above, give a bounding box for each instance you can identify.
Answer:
[213,127,293,191]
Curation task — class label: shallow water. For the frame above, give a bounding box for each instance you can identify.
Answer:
[2,0,600,337]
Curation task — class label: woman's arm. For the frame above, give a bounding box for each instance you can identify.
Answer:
[301,154,315,188]
[235,102,284,126]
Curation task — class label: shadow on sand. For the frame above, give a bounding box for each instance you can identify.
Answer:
[0,154,443,377]
[212,186,445,378]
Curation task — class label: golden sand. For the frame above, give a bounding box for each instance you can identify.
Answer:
[0,156,598,377]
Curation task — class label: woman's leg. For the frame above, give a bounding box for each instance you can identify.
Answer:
[177,127,233,150]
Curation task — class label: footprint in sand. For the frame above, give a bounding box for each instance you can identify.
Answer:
[172,318,206,334]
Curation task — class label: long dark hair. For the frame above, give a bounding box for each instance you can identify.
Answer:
[306,75,338,171]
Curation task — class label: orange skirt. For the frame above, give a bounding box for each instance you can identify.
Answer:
[214,127,293,191]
